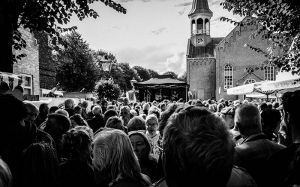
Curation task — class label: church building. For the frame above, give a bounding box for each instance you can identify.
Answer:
[186,0,280,101]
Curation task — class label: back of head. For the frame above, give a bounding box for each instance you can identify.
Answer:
[217,103,225,112]
[148,106,161,119]
[142,103,150,111]
[24,102,39,113]
[0,158,12,187]
[92,106,102,116]
[93,129,148,185]
[104,109,118,122]
[55,109,69,118]
[127,116,146,132]
[0,93,27,137]
[260,102,267,111]
[234,104,262,136]
[163,106,234,187]
[105,116,126,132]
[49,106,59,114]
[70,114,88,127]
[64,99,74,109]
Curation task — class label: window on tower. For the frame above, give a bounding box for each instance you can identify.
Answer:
[224,64,233,90]
[264,65,275,81]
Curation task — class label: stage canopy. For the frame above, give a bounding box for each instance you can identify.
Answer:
[133,75,188,88]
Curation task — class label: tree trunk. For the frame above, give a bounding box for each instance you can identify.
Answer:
[0,1,14,73]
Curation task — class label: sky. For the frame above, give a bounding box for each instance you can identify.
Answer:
[67,0,243,76]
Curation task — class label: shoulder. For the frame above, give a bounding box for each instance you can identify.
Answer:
[226,166,258,187]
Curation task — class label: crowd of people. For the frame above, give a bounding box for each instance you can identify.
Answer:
[1,91,300,187]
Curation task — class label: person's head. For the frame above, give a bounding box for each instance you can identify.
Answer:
[82,101,88,109]
[101,100,108,108]
[123,97,129,105]
[120,106,130,120]
[105,116,126,132]
[130,109,138,119]
[148,106,161,119]
[93,129,150,185]
[62,127,92,162]
[234,104,262,137]
[259,102,267,112]
[127,116,146,133]
[281,91,300,142]
[39,103,49,117]
[92,106,102,116]
[129,131,151,161]
[74,105,82,115]
[49,106,59,114]
[70,114,88,128]
[142,103,150,111]
[145,114,159,134]
[44,113,71,141]
[64,99,74,109]
[107,105,116,110]
[0,158,12,187]
[24,102,39,124]
[220,107,235,129]
[55,109,69,118]
[163,106,235,187]
[104,109,118,123]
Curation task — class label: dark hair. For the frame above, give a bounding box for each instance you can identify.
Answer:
[104,109,118,124]
[70,114,88,127]
[127,116,146,132]
[74,105,82,112]
[163,106,234,187]
[158,104,178,136]
[49,106,59,114]
[105,116,126,133]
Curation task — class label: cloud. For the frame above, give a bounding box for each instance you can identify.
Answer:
[151,27,167,35]
[114,44,186,75]
[178,8,186,15]
[175,2,192,7]
[165,51,186,75]
[211,0,222,6]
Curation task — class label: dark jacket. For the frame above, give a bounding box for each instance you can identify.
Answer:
[265,143,300,187]
[87,115,105,133]
[65,108,75,117]
[234,133,285,186]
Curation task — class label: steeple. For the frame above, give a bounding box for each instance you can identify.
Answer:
[188,0,213,17]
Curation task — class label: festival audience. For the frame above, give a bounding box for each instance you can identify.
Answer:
[64,99,75,117]
[145,114,160,160]
[70,114,88,128]
[120,106,131,126]
[103,109,118,124]
[24,102,39,125]
[105,116,127,133]
[35,103,49,128]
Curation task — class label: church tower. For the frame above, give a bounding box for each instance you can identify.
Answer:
[188,0,212,47]
[186,0,223,100]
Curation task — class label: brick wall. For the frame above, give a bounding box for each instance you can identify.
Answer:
[216,22,280,101]
[34,32,57,90]
[187,58,216,99]
[13,28,40,96]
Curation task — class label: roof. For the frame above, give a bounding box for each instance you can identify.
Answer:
[188,0,213,17]
[133,77,188,88]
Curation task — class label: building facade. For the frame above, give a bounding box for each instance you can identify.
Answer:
[186,0,280,101]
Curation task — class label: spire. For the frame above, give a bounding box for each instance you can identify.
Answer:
[188,0,213,17]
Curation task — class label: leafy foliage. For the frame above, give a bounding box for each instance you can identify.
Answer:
[118,63,141,91]
[56,31,99,92]
[95,79,121,100]
[148,69,159,78]
[220,0,300,74]
[132,66,151,81]
[0,0,126,72]
[162,71,178,79]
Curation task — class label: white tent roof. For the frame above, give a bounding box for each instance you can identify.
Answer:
[261,76,300,92]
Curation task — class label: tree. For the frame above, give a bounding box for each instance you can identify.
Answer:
[132,66,151,81]
[162,71,178,79]
[0,0,126,73]
[56,31,99,92]
[95,79,121,101]
[220,0,300,74]
[178,71,187,82]
[148,69,159,78]
[118,63,141,91]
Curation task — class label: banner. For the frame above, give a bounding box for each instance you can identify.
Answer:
[227,84,255,95]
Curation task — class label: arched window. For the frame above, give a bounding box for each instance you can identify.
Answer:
[224,64,233,89]
[264,65,275,81]
[244,78,256,85]
[197,18,203,34]
[205,18,210,35]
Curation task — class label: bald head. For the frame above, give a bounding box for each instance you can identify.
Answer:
[234,104,262,137]
[24,102,39,123]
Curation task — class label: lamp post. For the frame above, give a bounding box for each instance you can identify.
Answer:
[99,55,113,80]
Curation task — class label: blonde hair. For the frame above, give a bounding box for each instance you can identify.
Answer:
[92,129,150,185]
